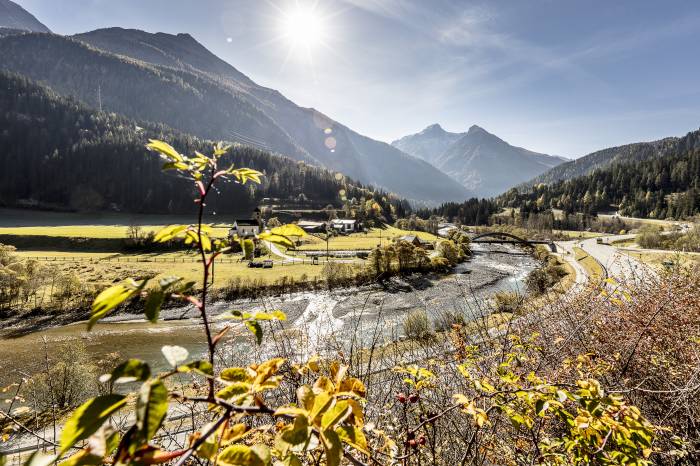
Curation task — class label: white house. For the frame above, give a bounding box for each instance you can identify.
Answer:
[230,219,260,238]
[330,219,357,233]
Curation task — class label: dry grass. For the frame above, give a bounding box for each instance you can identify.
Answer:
[573,246,605,281]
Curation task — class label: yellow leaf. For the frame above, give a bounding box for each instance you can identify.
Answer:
[271,224,307,238]
[147,140,184,162]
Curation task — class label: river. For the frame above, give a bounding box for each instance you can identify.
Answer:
[0,244,537,388]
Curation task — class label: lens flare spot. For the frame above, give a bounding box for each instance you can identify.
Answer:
[325,136,337,150]
[324,128,333,134]
[334,173,344,181]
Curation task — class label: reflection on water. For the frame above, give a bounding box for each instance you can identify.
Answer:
[0,244,537,388]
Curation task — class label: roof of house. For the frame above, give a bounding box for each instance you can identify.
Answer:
[234,219,259,226]
[298,220,326,228]
[331,219,356,224]
[398,235,426,243]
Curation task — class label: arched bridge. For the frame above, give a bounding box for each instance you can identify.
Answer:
[470,232,557,252]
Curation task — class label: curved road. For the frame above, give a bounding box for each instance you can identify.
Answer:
[555,233,655,286]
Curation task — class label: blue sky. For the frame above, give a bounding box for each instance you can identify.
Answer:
[15,0,700,158]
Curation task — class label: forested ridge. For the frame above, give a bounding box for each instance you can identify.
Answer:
[522,135,681,187]
[0,71,401,218]
[0,30,470,203]
[500,128,700,219]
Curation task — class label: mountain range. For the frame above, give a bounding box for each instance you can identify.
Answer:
[0,3,471,204]
[0,0,50,33]
[0,70,405,218]
[392,124,567,197]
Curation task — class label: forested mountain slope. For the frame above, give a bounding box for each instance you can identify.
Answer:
[523,136,680,187]
[0,29,469,203]
[0,71,401,218]
[500,128,700,219]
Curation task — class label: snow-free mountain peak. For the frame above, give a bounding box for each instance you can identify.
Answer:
[392,124,567,197]
[0,0,51,33]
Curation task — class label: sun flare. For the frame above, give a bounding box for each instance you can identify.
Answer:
[280,4,326,48]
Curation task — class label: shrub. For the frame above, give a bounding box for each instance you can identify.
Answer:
[636,224,663,249]
[492,291,522,313]
[434,309,467,332]
[403,308,434,340]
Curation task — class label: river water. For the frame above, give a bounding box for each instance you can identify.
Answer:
[0,244,536,388]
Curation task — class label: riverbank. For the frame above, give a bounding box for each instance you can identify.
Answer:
[0,244,538,386]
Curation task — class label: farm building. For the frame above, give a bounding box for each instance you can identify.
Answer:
[330,219,358,233]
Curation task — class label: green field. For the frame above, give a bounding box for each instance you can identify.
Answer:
[0,224,231,239]
[296,226,438,251]
[1,210,438,299]
[12,249,328,291]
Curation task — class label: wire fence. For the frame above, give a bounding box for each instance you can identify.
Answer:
[19,256,326,266]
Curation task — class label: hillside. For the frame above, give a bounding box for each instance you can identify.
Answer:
[0,28,470,204]
[0,0,50,33]
[392,124,566,197]
[499,128,700,219]
[0,71,401,217]
[523,136,680,187]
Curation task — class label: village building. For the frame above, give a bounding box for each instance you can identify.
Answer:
[229,208,262,238]
[297,220,327,234]
[397,234,434,249]
[330,218,358,233]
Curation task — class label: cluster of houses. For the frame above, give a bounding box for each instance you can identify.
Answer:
[229,208,361,240]
[297,219,359,234]
[228,209,446,255]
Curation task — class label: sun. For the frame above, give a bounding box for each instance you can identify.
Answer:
[280,4,326,49]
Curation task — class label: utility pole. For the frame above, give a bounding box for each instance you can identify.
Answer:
[97,83,102,112]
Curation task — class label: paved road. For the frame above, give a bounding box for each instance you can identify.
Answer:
[555,233,655,287]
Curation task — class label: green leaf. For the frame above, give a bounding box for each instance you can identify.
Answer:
[144,290,165,324]
[89,279,147,330]
[321,401,351,429]
[322,429,342,466]
[158,276,182,290]
[218,444,271,466]
[147,140,184,162]
[216,382,251,400]
[136,380,168,443]
[253,311,287,321]
[230,168,263,185]
[60,395,127,455]
[101,359,151,384]
[162,161,189,171]
[246,320,263,345]
[161,345,189,368]
[179,360,214,377]
[535,399,550,417]
[279,415,312,452]
[335,426,368,454]
[220,367,249,382]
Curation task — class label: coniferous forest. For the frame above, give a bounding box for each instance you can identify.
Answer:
[0,71,401,220]
[498,128,700,219]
